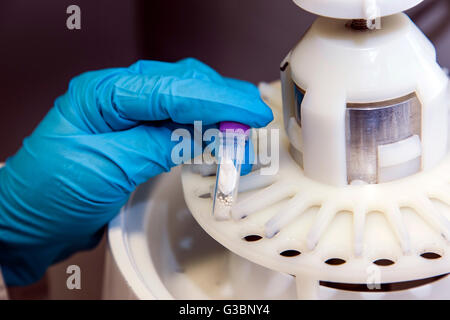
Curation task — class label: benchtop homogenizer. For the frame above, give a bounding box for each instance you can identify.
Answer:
[181,0,450,299]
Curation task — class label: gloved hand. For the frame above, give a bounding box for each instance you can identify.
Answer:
[0,58,273,286]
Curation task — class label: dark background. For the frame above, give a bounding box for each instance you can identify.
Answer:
[0,0,449,160]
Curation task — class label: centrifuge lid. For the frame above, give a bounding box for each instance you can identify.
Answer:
[293,0,424,19]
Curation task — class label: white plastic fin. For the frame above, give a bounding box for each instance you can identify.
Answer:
[265,193,313,238]
[307,202,338,250]
[408,196,450,240]
[385,204,411,254]
[232,182,296,220]
[353,203,367,256]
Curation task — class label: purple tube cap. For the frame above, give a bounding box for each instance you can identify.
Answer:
[219,121,250,136]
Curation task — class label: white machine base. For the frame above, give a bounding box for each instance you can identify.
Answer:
[103,165,450,299]
[180,82,450,297]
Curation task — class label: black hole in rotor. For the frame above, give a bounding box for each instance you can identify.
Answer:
[373,259,395,266]
[280,250,301,257]
[325,258,346,266]
[243,235,262,242]
[421,252,442,260]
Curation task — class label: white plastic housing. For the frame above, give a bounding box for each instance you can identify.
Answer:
[181,82,450,295]
[293,0,424,19]
[281,13,449,186]
[105,166,450,299]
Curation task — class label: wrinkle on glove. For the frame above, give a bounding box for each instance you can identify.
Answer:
[0,58,273,286]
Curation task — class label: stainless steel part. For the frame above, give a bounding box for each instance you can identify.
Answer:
[286,83,422,184]
[346,93,422,184]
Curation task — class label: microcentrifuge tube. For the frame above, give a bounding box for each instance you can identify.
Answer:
[212,122,250,220]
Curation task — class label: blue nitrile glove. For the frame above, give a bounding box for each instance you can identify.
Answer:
[0,58,273,286]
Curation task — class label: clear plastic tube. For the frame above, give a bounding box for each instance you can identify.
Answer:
[212,122,249,220]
